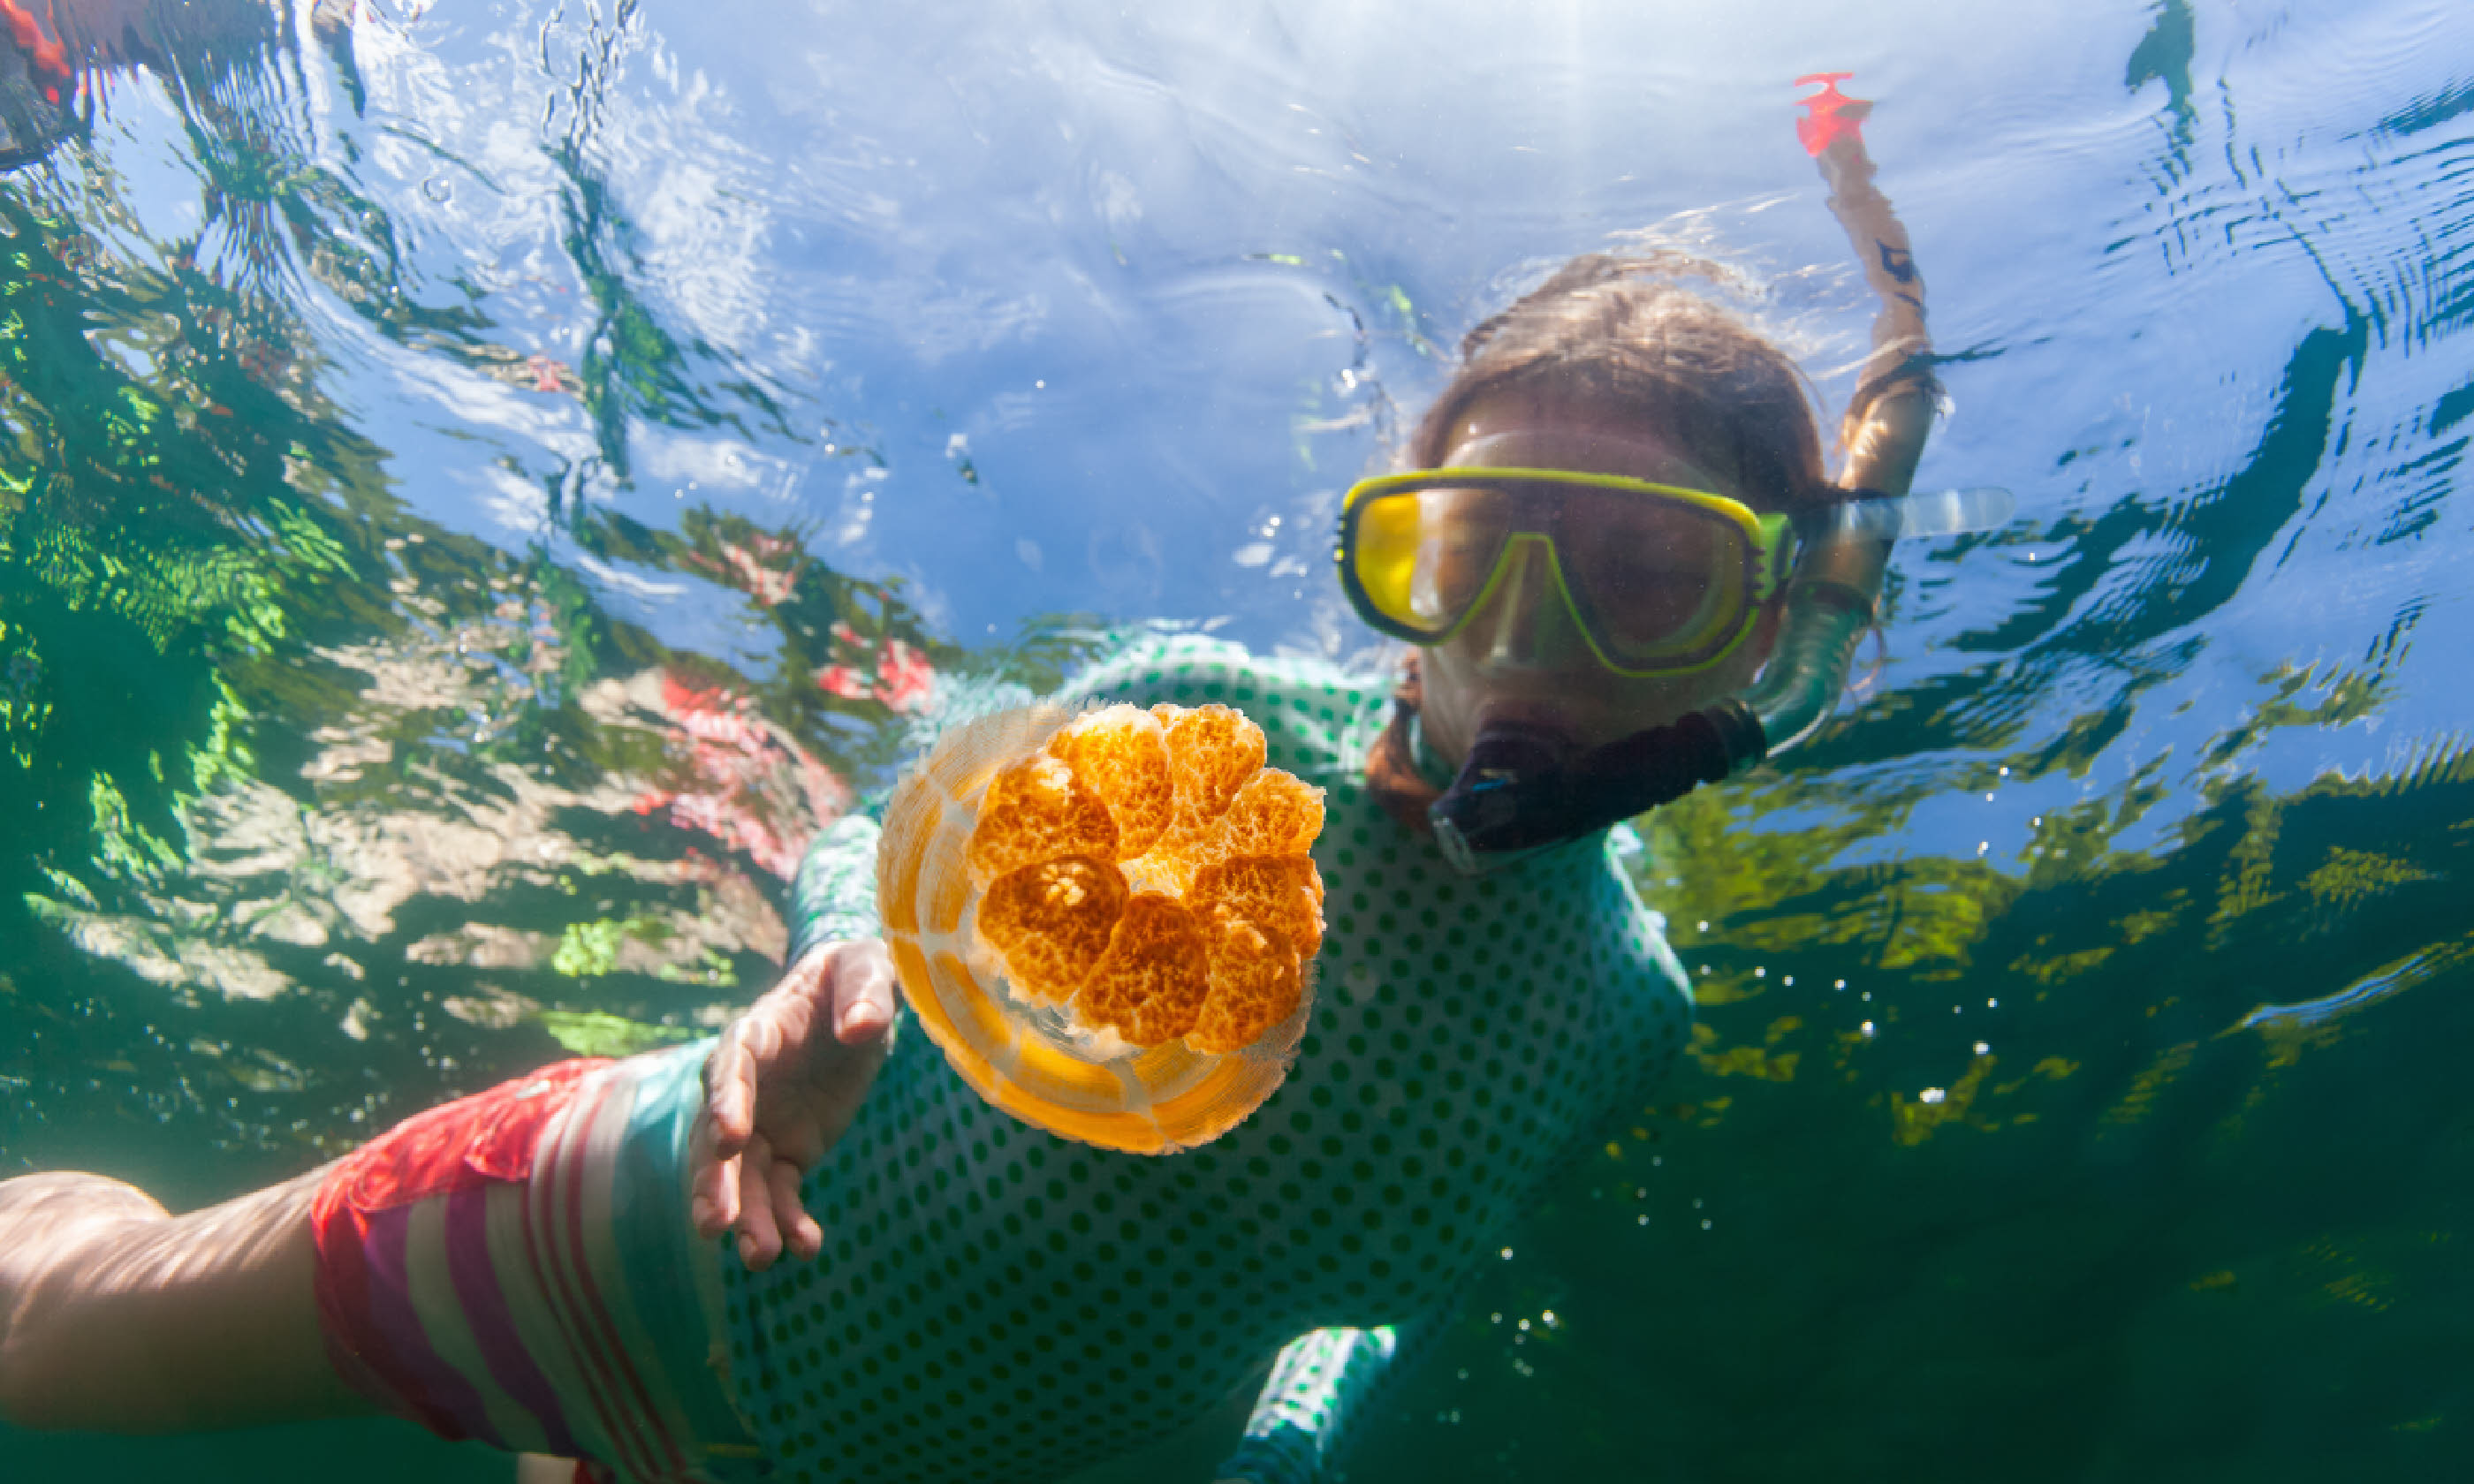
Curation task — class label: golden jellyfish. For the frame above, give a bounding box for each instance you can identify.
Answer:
[877,701,1326,1153]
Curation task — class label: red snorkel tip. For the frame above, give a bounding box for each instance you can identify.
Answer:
[0,0,76,99]
[1793,72,1871,157]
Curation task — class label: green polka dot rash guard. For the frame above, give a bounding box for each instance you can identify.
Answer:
[740,636,1694,1482]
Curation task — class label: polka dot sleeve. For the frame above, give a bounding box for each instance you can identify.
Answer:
[1215,1321,1410,1484]
[785,812,884,969]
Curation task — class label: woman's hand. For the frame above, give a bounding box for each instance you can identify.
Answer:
[688,940,897,1270]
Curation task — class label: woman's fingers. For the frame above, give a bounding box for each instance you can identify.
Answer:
[734,1131,784,1270]
[702,1031,755,1155]
[769,1158,821,1261]
[831,941,898,1045]
[694,941,892,1262]
[685,1108,739,1238]
[703,957,807,1153]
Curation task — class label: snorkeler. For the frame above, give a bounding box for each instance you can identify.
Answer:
[0,77,1939,1484]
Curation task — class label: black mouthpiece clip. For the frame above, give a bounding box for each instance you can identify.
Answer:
[1428,700,1765,873]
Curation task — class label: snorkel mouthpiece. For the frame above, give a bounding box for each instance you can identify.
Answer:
[1427,722,1576,871]
[1429,701,1765,874]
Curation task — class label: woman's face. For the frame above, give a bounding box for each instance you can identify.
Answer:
[1414,391,1782,769]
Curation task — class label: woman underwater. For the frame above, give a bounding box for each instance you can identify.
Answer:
[0,78,1936,1484]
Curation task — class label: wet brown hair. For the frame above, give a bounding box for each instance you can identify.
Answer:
[1408,250,1831,511]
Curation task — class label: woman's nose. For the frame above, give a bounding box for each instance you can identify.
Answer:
[1464,537,1586,671]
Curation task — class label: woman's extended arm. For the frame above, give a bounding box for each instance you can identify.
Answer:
[1797,71,1938,495]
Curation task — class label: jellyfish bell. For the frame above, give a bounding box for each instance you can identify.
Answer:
[877,700,1327,1154]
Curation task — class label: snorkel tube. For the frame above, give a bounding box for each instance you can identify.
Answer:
[1431,74,1938,872]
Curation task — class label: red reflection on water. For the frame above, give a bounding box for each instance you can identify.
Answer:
[635,675,850,879]
[816,632,934,714]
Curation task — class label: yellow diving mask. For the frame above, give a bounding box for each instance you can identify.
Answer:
[1335,466,1796,678]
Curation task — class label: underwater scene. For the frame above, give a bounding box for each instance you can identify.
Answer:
[2,0,2470,1477]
